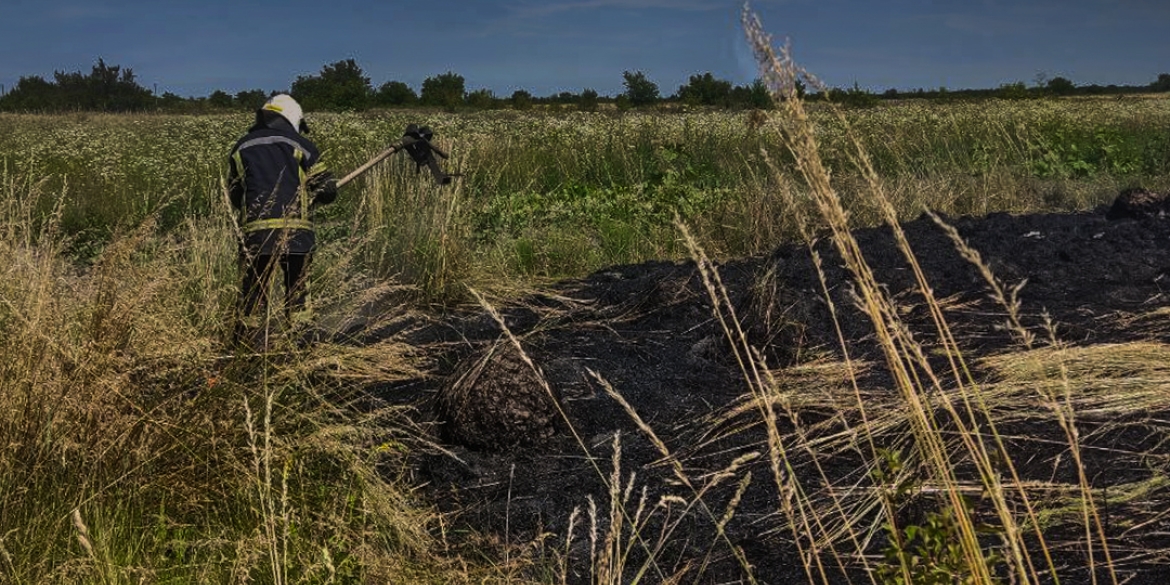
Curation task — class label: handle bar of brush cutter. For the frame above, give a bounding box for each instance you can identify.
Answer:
[336,136,450,188]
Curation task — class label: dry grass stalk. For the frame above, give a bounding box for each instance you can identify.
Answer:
[679,221,813,578]
[71,509,95,560]
[931,212,1117,582]
[591,368,762,584]
[468,288,675,583]
[738,4,1108,583]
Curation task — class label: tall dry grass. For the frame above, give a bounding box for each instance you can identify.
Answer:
[0,168,467,583]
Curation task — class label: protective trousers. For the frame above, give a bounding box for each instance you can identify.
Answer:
[234,252,313,346]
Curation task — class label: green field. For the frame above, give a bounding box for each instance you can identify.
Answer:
[4,96,1169,289]
[1,94,1169,583]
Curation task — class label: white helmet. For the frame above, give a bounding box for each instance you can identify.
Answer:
[262,94,306,133]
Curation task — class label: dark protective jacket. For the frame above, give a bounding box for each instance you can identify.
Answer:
[228,112,336,255]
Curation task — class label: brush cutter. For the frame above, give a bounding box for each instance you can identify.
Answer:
[337,124,455,188]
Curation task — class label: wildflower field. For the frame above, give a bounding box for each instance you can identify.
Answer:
[2,89,1170,583]
[4,95,1169,284]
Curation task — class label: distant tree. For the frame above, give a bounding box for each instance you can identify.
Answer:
[996,81,1029,100]
[622,70,659,107]
[0,75,57,110]
[375,80,418,107]
[676,72,732,107]
[208,89,234,108]
[1150,73,1170,92]
[882,88,900,99]
[57,59,154,111]
[466,88,497,109]
[289,74,326,108]
[614,94,631,111]
[1083,83,1108,96]
[756,79,775,106]
[1046,76,1076,96]
[52,69,87,108]
[0,59,153,111]
[420,71,465,109]
[729,79,772,109]
[578,88,599,112]
[831,82,879,108]
[291,59,373,110]
[77,59,154,111]
[159,91,186,109]
[321,58,373,109]
[510,89,533,110]
[235,89,269,110]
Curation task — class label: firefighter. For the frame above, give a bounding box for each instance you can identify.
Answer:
[228,94,338,350]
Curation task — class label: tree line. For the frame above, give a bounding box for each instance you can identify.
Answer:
[0,59,770,113]
[2,58,1169,113]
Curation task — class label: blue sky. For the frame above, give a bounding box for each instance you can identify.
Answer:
[1,0,1168,99]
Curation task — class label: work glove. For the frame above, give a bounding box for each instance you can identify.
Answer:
[307,171,339,206]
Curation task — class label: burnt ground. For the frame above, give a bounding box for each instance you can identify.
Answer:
[357,198,1170,584]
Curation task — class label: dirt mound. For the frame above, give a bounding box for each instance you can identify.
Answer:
[380,199,1170,584]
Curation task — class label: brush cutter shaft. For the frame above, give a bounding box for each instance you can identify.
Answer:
[429,143,450,159]
[337,137,416,188]
[336,137,452,188]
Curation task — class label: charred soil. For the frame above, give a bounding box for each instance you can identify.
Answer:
[367,201,1170,584]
